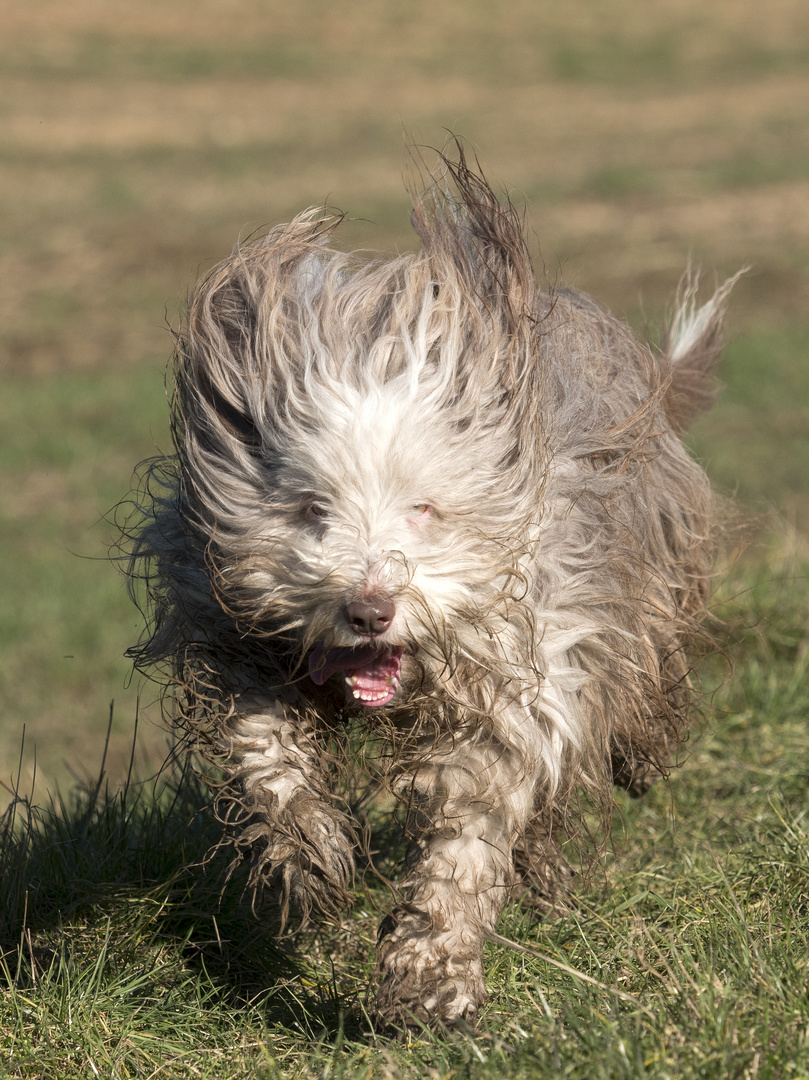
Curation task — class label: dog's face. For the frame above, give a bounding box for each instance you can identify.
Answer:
[243,361,525,710]
[177,210,546,710]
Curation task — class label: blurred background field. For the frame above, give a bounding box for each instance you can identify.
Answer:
[3,2,809,1076]
[1,0,808,798]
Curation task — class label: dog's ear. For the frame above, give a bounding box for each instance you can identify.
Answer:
[175,212,343,457]
[410,142,536,331]
[175,256,266,460]
[408,142,544,427]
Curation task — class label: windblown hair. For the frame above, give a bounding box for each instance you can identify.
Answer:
[125,148,738,1027]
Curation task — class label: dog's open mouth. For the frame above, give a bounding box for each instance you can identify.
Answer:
[308,644,403,707]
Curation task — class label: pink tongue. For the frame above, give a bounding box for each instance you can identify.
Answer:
[308,644,403,708]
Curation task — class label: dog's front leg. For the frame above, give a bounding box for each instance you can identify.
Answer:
[221,697,355,924]
[374,731,537,1027]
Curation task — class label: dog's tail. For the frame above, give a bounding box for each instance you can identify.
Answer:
[661,268,746,432]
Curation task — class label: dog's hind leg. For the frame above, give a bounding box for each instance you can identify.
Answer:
[220,697,356,925]
[374,725,540,1027]
[511,813,573,912]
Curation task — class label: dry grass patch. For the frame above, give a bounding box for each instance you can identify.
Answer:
[4,0,809,80]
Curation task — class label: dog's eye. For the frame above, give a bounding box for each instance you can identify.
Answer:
[306,503,328,522]
[411,503,431,516]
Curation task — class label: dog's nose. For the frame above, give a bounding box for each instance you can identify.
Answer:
[344,598,395,637]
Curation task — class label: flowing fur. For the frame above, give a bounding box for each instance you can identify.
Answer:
[124,149,738,1026]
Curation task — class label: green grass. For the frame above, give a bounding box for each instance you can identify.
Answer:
[576,152,809,201]
[548,33,809,86]
[689,323,809,526]
[0,35,323,82]
[0,365,171,790]
[2,554,809,1077]
[4,16,809,89]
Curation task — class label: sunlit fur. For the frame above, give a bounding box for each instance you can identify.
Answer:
[125,150,738,1026]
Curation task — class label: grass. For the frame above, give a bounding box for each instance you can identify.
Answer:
[2,552,809,1077]
[4,2,809,89]
[2,0,809,1072]
[689,323,809,526]
[0,365,170,791]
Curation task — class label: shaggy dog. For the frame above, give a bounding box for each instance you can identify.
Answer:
[126,150,737,1027]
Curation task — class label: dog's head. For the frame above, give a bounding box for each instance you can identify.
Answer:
[173,153,549,709]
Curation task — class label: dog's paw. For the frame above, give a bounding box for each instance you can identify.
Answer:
[233,791,355,923]
[372,905,487,1029]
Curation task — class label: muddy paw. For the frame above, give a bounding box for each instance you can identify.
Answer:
[231,792,355,924]
[373,905,487,1028]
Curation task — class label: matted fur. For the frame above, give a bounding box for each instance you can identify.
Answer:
[124,149,737,1026]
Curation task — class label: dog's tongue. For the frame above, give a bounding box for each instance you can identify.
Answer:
[309,644,403,708]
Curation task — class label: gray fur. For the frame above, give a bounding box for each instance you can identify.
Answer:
[124,149,737,1027]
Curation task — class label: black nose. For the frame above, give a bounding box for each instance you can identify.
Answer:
[344,597,395,637]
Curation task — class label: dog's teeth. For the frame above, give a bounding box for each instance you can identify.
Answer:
[355,689,388,702]
[346,675,358,687]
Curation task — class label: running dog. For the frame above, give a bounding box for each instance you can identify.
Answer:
[126,149,737,1026]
